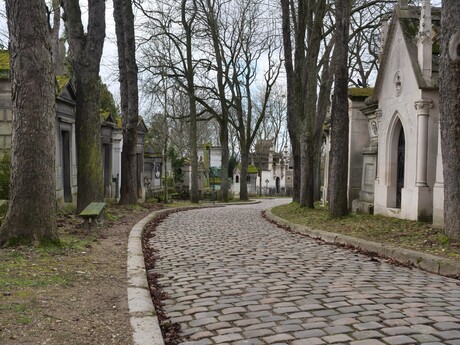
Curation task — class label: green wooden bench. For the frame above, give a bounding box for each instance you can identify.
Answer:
[79,202,106,230]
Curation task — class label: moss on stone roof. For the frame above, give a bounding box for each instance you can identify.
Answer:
[248,165,259,174]
[400,16,419,39]
[348,87,373,98]
[0,50,10,79]
[0,51,72,92]
[236,164,259,174]
[56,75,70,94]
[100,111,111,120]
[399,8,442,57]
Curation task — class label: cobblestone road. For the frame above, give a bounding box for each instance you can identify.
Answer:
[148,199,460,345]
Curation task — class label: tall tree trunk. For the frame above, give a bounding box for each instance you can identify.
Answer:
[189,87,199,203]
[182,0,199,204]
[328,0,349,218]
[314,40,335,202]
[51,0,62,75]
[299,0,326,209]
[281,0,300,203]
[440,0,460,240]
[220,121,229,202]
[62,0,106,213]
[204,0,229,202]
[300,136,315,208]
[114,0,139,205]
[239,146,249,201]
[0,0,58,246]
[313,148,322,202]
[291,141,301,202]
[74,75,104,211]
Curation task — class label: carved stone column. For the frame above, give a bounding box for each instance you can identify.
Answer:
[414,99,433,187]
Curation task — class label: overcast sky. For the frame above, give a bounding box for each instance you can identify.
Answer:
[0,0,444,113]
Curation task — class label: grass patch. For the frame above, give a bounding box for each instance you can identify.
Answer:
[127,204,148,211]
[104,210,119,222]
[271,202,460,260]
[0,303,33,325]
[37,235,94,255]
[0,232,95,291]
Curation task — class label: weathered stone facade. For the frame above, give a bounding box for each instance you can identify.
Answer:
[233,140,291,197]
[0,50,146,206]
[351,1,444,226]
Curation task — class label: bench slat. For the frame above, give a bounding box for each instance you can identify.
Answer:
[79,202,106,217]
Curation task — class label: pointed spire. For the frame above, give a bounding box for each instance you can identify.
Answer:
[419,0,432,36]
[380,15,390,56]
[418,0,432,85]
[399,0,408,10]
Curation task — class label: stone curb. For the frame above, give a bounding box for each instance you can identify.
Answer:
[265,208,460,278]
[127,210,166,345]
[201,199,261,206]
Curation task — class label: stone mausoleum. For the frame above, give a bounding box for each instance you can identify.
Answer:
[350,0,444,227]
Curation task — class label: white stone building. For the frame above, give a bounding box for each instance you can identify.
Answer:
[352,0,443,225]
[233,140,290,197]
[181,145,223,197]
[324,89,374,207]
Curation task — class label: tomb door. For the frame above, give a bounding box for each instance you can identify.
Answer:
[396,128,405,208]
[103,144,111,197]
[62,130,72,203]
[137,153,142,197]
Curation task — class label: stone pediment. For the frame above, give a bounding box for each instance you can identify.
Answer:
[137,117,148,134]
[57,78,76,106]
[371,5,440,103]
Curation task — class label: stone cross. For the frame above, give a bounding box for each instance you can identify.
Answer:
[398,0,408,9]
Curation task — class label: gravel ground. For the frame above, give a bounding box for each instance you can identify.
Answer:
[0,203,164,345]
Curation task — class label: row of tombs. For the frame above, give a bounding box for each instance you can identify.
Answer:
[0,51,151,207]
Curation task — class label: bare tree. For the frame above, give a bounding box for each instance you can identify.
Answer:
[194,0,232,202]
[255,85,288,153]
[281,0,390,208]
[281,0,332,207]
[0,6,8,48]
[348,0,394,87]
[181,0,200,203]
[61,0,106,212]
[439,0,460,240]
[0,0,58,245]
[328,0,350,217]
[211,0,281,200]
[280,0,298,202]
[137,0,203,203]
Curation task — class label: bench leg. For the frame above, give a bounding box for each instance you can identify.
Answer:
[83,218,91,231]
[84,217,97,231]
[95,214,104,228]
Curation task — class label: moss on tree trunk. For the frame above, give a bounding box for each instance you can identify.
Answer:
[0,0,58,246]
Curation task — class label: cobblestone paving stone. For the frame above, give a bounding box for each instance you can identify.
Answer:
[148,199,460,344]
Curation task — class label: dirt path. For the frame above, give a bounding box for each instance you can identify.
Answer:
[0,203,164,345]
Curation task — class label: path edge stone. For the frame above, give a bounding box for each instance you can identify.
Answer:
[127,210,166,345]
[265,208,460,278]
